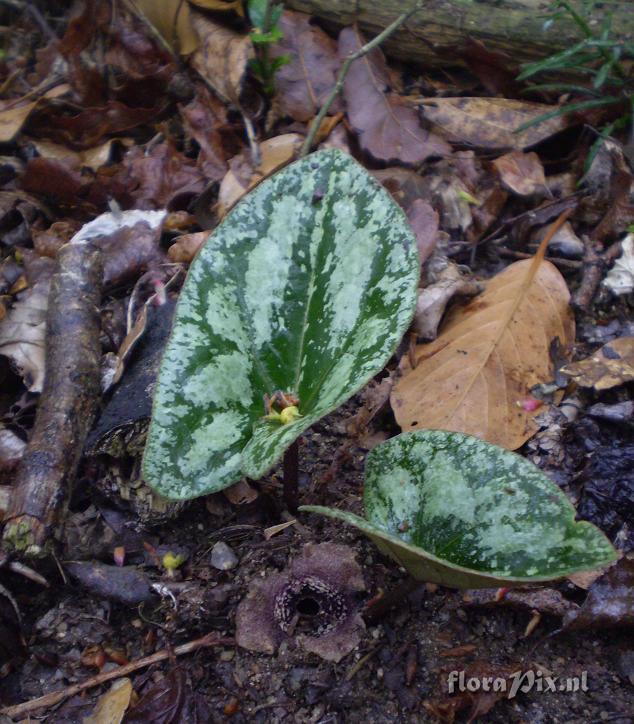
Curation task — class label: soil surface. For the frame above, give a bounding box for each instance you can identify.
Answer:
[1,399,633,722]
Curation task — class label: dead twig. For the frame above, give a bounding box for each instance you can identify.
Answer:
[572,237,624,311]
[0,632,234,719]
[299,0,423,157]
[2,242,103,557]
[496,247,582,270]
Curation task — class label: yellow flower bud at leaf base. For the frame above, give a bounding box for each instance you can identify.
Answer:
[279,406,302,424]
[163,552,185,571]
[264,406,302,425]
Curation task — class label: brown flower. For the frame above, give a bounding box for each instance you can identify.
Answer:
[235,542,365,662]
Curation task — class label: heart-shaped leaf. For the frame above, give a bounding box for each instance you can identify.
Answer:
[301,430,616,588]
[143,149,419,499]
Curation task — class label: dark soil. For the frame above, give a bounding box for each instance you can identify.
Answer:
[1,400,633,723]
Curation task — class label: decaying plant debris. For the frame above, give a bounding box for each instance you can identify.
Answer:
[0,1,633,721]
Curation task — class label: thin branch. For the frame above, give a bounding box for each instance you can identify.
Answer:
[0,633,234,719]
[299,1,423,158]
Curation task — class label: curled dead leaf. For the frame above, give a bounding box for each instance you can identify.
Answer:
[168,231,209,263]
[0,279,50,392]
[0,85,70,143]
[189,10,253,104]
[413,263,482,342]
[564,558,634,630]
[493,150,546,197]
[223,479,258,505]
[217,133,303,218]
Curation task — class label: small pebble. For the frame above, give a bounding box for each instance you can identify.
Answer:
[211,541,239,570]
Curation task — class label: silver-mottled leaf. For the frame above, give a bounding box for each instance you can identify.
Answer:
[301,430,617,588]
[143,150,419,499]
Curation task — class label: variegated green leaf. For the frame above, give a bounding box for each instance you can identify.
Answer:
[301,430,617,588]
[143,149,419,499]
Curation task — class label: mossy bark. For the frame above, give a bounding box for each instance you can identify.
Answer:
[285,0,634,68]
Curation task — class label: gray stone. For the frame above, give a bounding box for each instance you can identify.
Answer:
[211,542,239,570]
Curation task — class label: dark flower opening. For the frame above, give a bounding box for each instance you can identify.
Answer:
[274,575,348,636]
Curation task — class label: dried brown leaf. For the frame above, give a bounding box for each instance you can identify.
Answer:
[392,224,575,449]
[31,138,130,172]
[463,586,578,618]
[339,27,450,165]
[70,208,167,288]
[217,133,302,217]
[121,142,206,209]
[32,221,82,258]
[168,231,209,263]
[346,376,394,438]
[493,150,546,197]
[425,661,523,723]
[272,11,341,122]
[179,87,229,181]
[223,479,258,505]
[413,264,482,342]
[594,167,634,242]
[189,0,243,12]
[406,199,439,265]
[29,100,161,149]
[84,678,133,724]
[0,279,50,392]
[133,0,199,54]
[0,85,69,143]
[461,38,519,96]
[561,336,634,390]
[564,558,634,630]
[419,97,568,150]
[125,667,186,724]
[373,168,429,211]
[189,10,253,104]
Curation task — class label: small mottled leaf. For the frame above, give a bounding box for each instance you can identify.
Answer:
[301,430,617,589]
[144,149,419,499]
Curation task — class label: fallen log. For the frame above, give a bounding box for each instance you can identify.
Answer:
[2,242,102,557]
[285,0,634,68]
